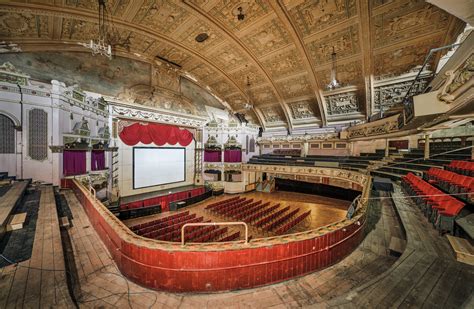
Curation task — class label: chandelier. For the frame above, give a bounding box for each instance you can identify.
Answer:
[79,0,130,59]
[327,47,341,90]
[244,76,254,110]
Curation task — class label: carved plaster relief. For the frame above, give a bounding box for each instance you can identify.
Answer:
[133,0,190,35]
[260,105,284,123]
[240,18,292,58]
[317,60,363,87]
[0,13,49,38]
[276,74,313,99]
[288,100,318,119]
[324,90,360,116]
[373,1,450,48]
[261,48,305,80]
[288,0,357,37]
[208,0,270,31]
[307,25,360,65]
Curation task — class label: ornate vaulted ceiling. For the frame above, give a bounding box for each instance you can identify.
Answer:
[0,0,464,129]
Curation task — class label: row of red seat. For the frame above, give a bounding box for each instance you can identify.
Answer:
[207,198,247,213]
[234,202,271,220]
[130,211,189,232]
[219,231,241,242]
[142,213,199,238]
[402,173,465,234]
[178,224,217,242]
[264,209,300,232]
[255,206,290,228]
[426,168,474,195]
[225,200,262,217]
[244,204,280,223]
[205,196,240,210]
[275,211,311,235]
[192,227,228,243]
[155,216,205,241]
[445,160,474,176]
[213,199,253,215]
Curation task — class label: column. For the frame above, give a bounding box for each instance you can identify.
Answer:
[424,135,430,159]
[302,141,309,157]
[385,138,389,157]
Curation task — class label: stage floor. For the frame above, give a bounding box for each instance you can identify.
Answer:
[123,190,350,239]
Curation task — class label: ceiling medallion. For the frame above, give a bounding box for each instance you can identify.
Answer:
[195,33,209,43]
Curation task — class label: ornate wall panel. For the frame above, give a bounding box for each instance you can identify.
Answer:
[324,90,360,116]
[28,108,48,161]
[0,114,15,154]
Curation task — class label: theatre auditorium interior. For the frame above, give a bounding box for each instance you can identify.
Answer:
[0,0,474,308]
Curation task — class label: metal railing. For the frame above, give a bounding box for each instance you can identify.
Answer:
[181,222,249,246]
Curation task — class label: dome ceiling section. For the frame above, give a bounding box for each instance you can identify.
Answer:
[0,0,464,129]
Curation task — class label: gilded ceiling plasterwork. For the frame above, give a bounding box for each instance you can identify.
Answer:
[372,0,450,48]
[260,47,305,80]
[276,74,313,100]
[240,18,292,58]
[288,100,319,120]
[317,60,363,88]
[260,105,285,123]
[0,0,464,128]
[306,25,360,65]
[207,0,271,31]
[373,35,444,76]
[288,0,357,37]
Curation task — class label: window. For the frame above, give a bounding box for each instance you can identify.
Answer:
[335,143,347,149]
[249,137,255,152]
[28,109,48,160]
[322,143,333,149]
[310,143,320,149]
[0,114,15,153]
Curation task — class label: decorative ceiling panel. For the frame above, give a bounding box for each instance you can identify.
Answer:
[0,13,48,38]
[207,42,250,72]
[316,60,363,88]
[61,18,97,41]
[65,0,120,12]
[276,74,313,99]
[229,65,266,89]
[250,84,278,105]
[207,0,271,31]
[224,92,247,109]
[240,17,292,58]
[373,35,444,76]
[133,0,190,35]
[174,19,225,52]
[306,25,360,66]
[260,47,305,80]
[372,0,451,49]
[288,99,319,120]
[153,45,193,66]
[287,0,357,37]
[260,105,285,123]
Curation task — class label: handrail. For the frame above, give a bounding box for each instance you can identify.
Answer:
[89,185,97,201]
[181,222,249,246]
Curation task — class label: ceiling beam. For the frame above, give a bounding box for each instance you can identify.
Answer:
[181,0,294,132]
[268,0,327,126]
[357,0,373,119]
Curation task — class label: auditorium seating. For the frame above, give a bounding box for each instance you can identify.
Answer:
[254,206,290,228]
[130,211,189,232]
[275,211,311,235]
[219,231,241,242]
[401,172,466,234]
[445,160,474,176]
[425,168,474,203]
[264,208,300,232]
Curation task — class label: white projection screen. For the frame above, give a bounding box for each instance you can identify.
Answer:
[133,147,186,189]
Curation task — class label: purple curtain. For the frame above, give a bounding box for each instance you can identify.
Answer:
[204,150,221,162]
[63,150,86,176]
[224,149,242,162]
[91,150,106,171]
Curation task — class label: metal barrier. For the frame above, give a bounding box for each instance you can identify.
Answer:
[181,222,249,246]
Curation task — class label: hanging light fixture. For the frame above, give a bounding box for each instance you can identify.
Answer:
[79,0,111,59]
[327,46,341,90]
[244,76,253,110]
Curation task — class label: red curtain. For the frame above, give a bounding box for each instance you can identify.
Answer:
[119,122,194,147]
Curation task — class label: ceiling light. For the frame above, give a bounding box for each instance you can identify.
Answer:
[195,33,209,43]
[327,47,341,90]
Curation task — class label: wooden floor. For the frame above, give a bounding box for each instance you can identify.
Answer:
[1,186,473,308]
[124,191,350,239]
[0,186,74,308]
